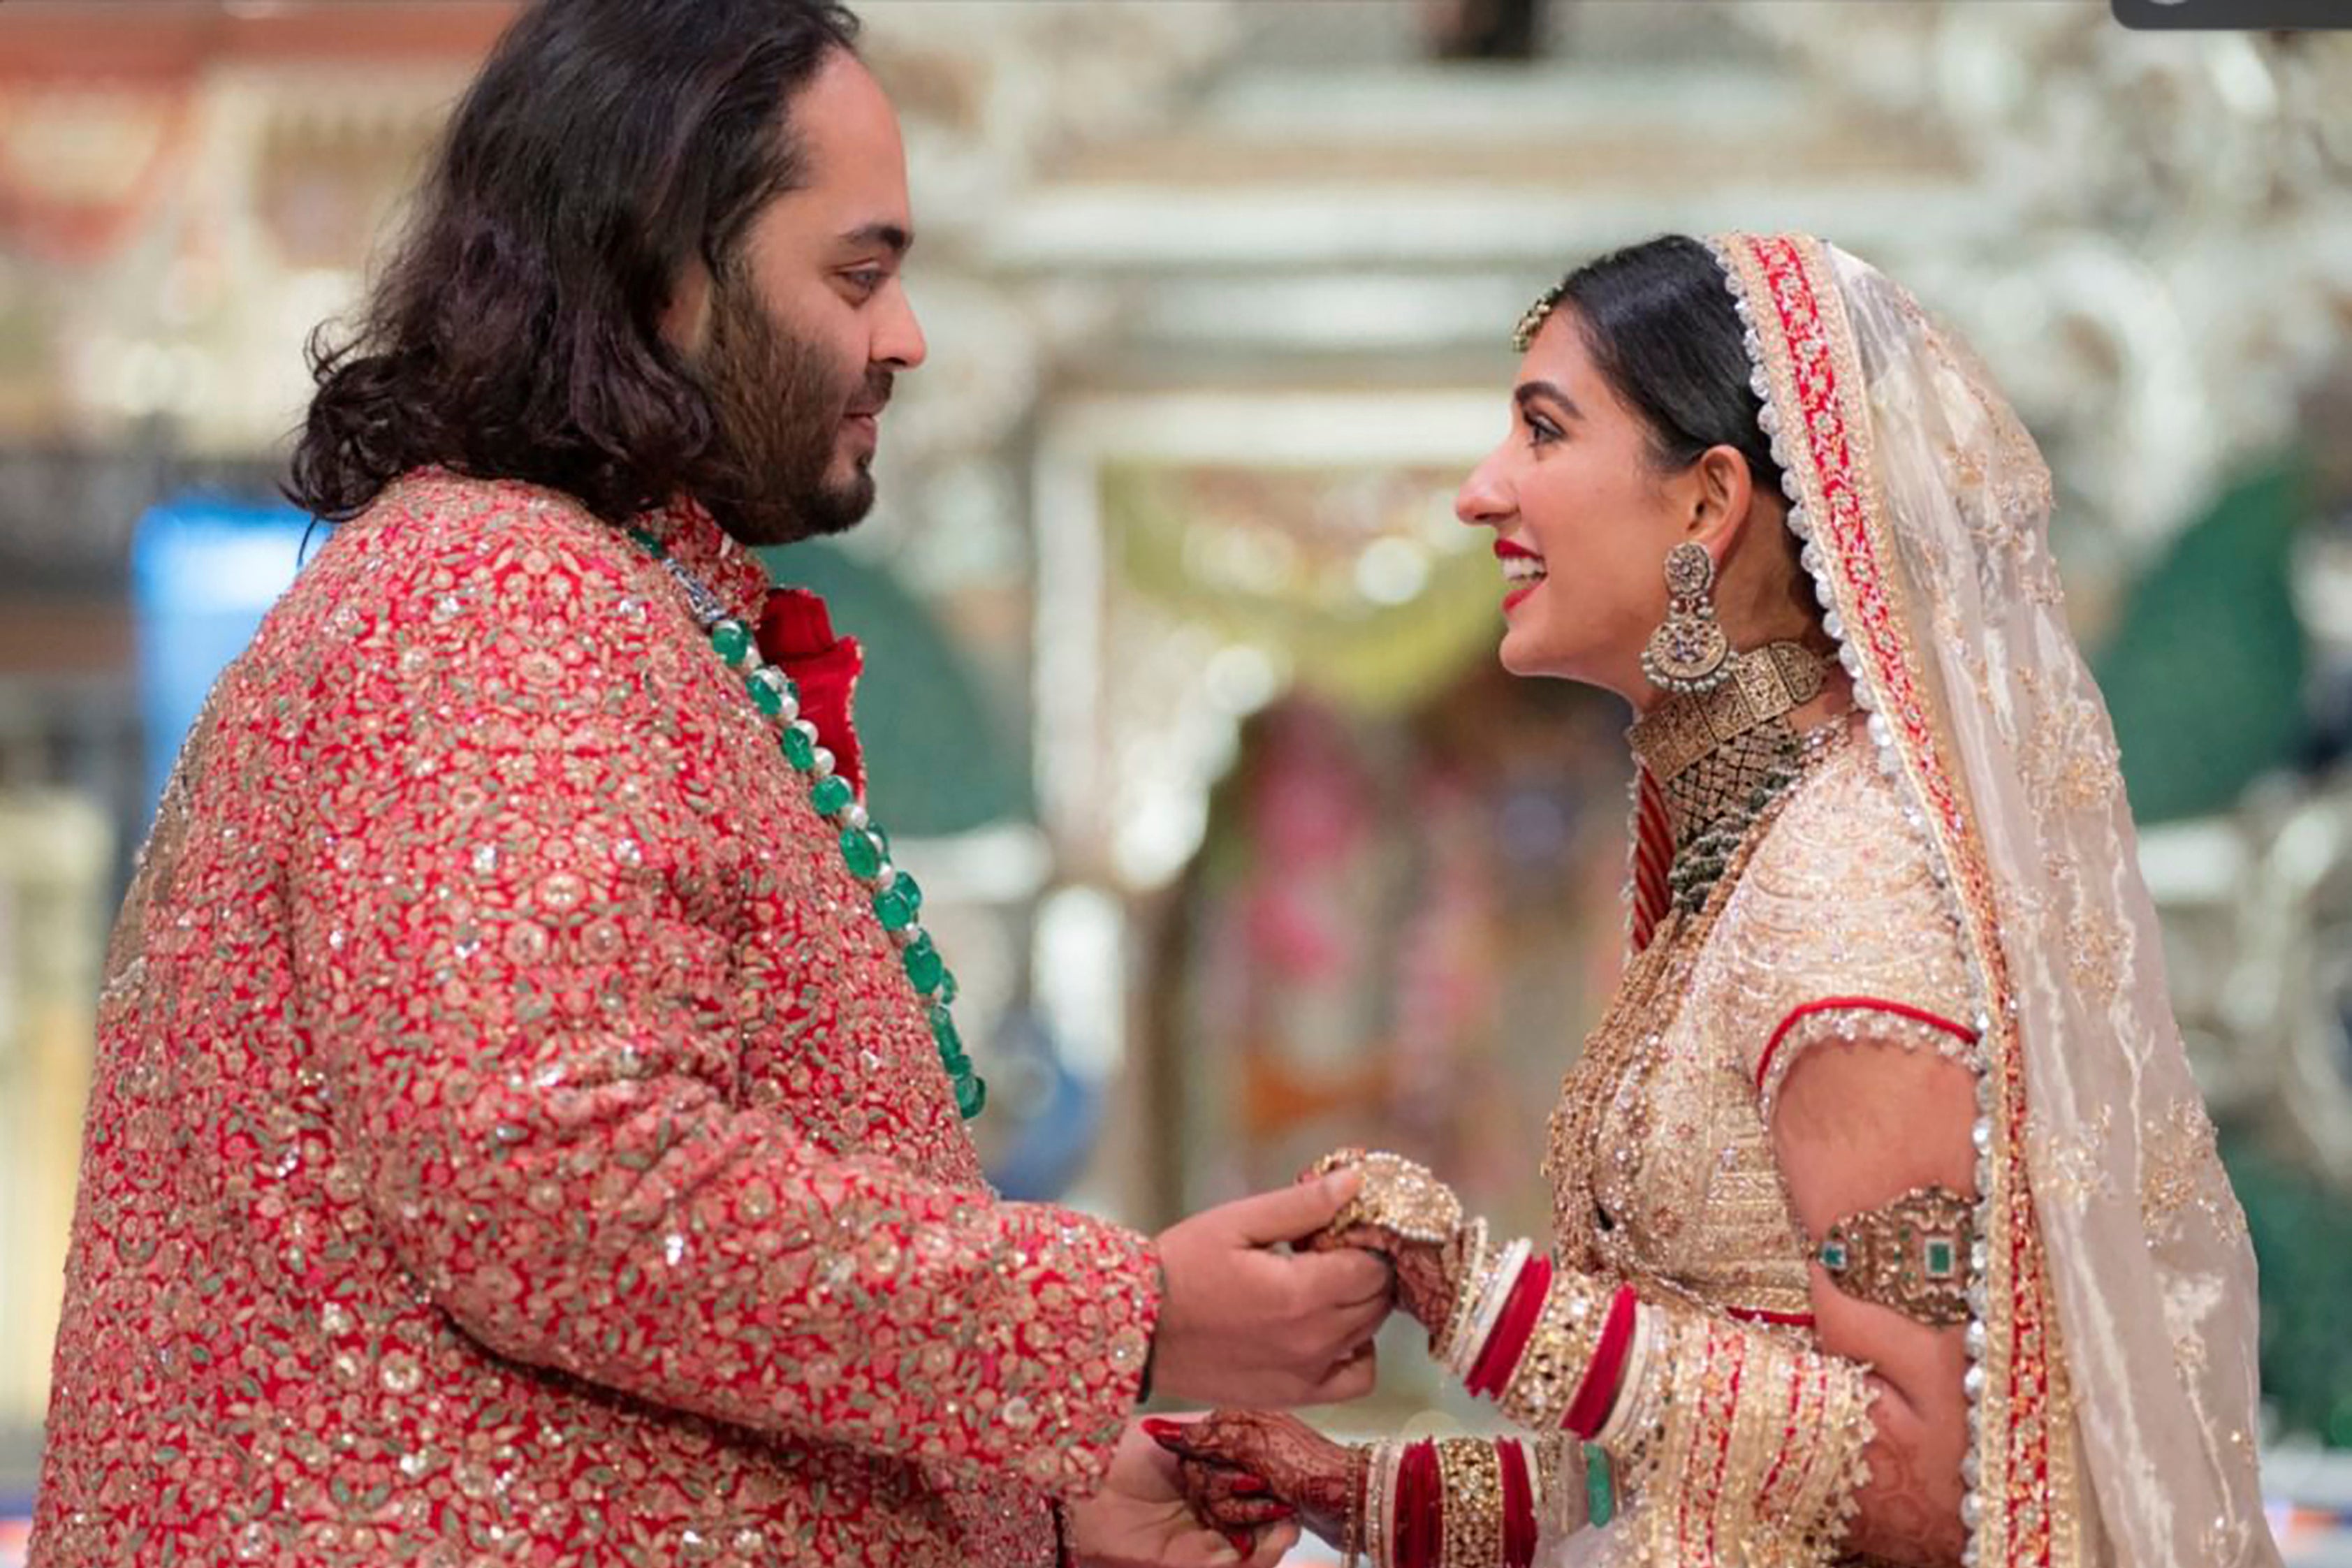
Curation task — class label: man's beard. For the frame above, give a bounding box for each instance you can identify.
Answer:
[699,277,888,547]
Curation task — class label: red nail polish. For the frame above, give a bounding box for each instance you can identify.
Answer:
[1232,1475,1266,1495]
[1141,1417,1180,1438]
[1226,1529,1253,1554]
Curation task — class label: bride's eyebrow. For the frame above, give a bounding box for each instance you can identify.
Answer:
[1515,381,1582,421]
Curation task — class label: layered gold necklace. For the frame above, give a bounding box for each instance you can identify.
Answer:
[1626,640,1834,914]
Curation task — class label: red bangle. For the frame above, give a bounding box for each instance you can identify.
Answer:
[1466,1254,1551,1398]
[1393,1440,1422,1568]
[1497,1438,1537,1568]
[1403,1439,1443,1568]
[1562,1284,1639,1438]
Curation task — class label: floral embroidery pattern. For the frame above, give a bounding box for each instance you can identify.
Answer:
[34,472,1160,1567]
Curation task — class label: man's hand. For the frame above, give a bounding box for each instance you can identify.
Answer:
[1313,1222,1459,1341]
[1069,1420,1300,1568]
[1151,1171,1394,1407]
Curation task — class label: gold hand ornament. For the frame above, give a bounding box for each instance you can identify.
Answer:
[1300,1149,1464,1248]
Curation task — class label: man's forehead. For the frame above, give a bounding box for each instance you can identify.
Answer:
[796,56,904,166]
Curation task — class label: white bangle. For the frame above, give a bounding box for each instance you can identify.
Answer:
[1521,1437,1544,1544]
[1452,1237,1532,1380]
[1373,1439,1404,1568]
[1435,1218,1491,1365]
[1595,1304,1660,1451]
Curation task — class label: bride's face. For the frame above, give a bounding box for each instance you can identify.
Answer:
[1454,309,1692,698]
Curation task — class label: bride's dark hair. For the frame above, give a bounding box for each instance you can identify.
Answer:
[1547,235,1787,507]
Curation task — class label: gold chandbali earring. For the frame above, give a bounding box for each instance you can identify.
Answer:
[1639,541,1732,696]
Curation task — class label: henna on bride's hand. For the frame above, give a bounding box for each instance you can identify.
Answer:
[1175,1457,1294,1530]
[1306,1223,1455,1332]
[1154,1411,1357,1546]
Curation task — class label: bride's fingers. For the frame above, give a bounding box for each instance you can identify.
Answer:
[1180,1459,1286,1511]
[1200,1495,1294,1530]
[1154,1412,1264,1469]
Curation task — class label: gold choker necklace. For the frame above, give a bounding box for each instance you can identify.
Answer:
[1628,641,1840,912]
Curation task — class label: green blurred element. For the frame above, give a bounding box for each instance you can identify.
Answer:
[2223,1131,2352,1445]
[757,542,1031,835]
[2093,459,2309,824]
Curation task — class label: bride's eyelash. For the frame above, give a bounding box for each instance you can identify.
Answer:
[1525,413,1563,446]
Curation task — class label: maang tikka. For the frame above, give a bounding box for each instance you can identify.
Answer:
[1640,541,1732,694]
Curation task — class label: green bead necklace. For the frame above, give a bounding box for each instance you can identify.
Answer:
[628,528,986,1120]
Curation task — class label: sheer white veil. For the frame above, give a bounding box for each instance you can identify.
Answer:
[1707,233,2276,1568]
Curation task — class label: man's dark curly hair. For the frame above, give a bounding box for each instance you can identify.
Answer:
[286,0,860,524]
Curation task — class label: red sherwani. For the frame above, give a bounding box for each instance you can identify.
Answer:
[33,471,1162,1566]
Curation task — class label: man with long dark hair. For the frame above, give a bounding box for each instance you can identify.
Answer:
[30,3,1388,1563]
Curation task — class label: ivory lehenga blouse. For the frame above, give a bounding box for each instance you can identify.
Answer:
[1545,726,1982,1335]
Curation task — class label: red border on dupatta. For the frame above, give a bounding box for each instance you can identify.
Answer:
[1725,233,2070,1568]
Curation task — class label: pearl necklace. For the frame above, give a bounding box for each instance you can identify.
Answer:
[628,527,985,1120]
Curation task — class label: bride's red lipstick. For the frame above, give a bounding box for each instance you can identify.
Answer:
[1496,538,1544,614]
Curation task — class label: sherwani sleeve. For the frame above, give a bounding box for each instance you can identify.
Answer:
[282,511,1160,1497]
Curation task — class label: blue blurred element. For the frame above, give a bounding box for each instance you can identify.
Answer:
[131,496,309,819]
[983,1007,1106,1202]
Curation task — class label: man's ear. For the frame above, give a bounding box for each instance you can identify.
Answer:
[660,254,715,359]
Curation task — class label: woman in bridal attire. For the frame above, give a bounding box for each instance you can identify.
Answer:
[1153,233,2277,1568]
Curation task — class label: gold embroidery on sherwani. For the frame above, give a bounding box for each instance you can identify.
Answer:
[101,680,228,1008]
[38,473,1161,1568]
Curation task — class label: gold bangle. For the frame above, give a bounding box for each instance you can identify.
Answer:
[1364,1439,1396,1568]
[1354,1448,1373,1568]
[1533,1435,1583,1534]
[1436,1438,1505,1568]
[1497,1273,1609,1433]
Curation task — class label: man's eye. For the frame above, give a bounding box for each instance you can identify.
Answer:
[844,268,886,295]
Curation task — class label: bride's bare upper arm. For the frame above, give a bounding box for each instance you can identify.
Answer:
[1771,1035,1976,1234]
[1770,1034,1976,1567]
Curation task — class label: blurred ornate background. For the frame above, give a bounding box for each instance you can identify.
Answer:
[3,1,2350,1558]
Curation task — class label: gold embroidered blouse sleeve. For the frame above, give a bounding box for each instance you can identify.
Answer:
[1688,736,1984,1123]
